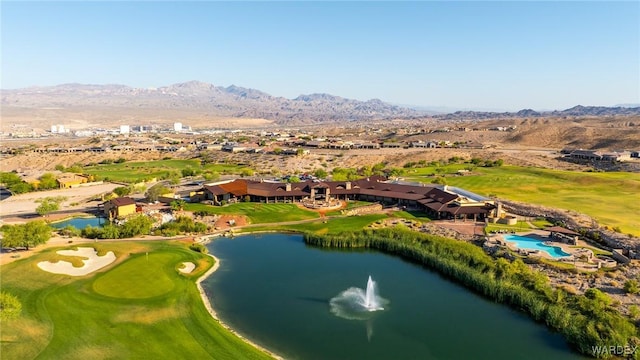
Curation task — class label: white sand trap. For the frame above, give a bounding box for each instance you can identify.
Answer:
[179,262,196,274]
[37,247,116,276]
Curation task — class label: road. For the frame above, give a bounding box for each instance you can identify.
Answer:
[0,183,120,221]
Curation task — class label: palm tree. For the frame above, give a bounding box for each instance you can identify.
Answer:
[170,199,186,212]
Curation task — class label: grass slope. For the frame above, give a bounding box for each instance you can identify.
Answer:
[0,241,272,360]
[408,165,640,236]
[185,203,320,223]
[242,214,387,235]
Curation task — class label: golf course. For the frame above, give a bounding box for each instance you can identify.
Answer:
[0,241,273,360]
[407,165,640,236]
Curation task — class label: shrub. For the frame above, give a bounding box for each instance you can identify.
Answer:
[623,279,639,294]
[0,292,22,320]
[113,186,132,197]
[189,243,208,254]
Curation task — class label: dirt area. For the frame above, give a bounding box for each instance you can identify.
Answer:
[0,183,120,221]
[212,215,248,230]
[430,220,486,237]
[0,141,585,174]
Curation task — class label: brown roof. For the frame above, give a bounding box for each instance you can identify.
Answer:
[218,179,251,196]
[203,185,228,196]
[424,188,458,204]
[107,197,135,207]
[545,226,580,236]
[247,182,309,197]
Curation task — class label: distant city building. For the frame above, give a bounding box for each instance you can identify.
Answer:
[174,122,183,132]
[120,125,130,134]
[74,130,94,137]
[51,124,67,133]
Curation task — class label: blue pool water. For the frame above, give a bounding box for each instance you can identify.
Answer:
[51,216,105,229]
[503,234,570,258]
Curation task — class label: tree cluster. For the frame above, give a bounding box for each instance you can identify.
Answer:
[0,172,32,194]
[158,216,207,236]
[81,215,153,239]
[0,221,52,249]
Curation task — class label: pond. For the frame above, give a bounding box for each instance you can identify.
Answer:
[51,216,105,230]
[202,233,584,360]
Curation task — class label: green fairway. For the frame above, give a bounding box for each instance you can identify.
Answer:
[407,165,640,236]
[0,242,272,360]
[92,252,176,299]
[83,159,249,183]
[185,202,320,223]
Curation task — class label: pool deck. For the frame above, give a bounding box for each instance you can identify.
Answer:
[493,230,578,261]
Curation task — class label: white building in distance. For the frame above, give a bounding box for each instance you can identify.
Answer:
[120,125,130,134]
[174,122,183,132]
[53,125,66,133]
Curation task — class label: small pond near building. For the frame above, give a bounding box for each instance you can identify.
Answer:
[202,233,585,360]
[51,216,105,230]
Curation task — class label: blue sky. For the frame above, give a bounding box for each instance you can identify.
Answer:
[2,1,638,111]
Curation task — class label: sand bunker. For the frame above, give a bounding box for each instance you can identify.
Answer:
[37,247,116,276]
[179,262,196,274]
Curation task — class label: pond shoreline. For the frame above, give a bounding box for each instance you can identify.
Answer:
[196,249,284,360]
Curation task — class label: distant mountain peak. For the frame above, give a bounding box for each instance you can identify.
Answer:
[294,93,345,102]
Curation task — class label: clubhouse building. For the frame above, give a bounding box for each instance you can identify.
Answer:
[200,177,496,221]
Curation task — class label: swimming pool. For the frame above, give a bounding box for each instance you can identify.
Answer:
[503,234,570,258]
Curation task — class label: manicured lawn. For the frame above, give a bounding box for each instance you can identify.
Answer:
[530,218,553,229]
[92,252,176,299]
[407,165,640,236]
[0,241,272,360]
[388,210,433,222]
[83,159,249,183]
[242,214,387,235]
[185,203,320,223]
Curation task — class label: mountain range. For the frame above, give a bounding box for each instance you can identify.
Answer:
[434,105,640,121]
[2,81,639,125]
[0,81,420,124]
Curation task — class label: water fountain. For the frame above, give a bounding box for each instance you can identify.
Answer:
[329,276,388,321]
[364,276,383,311]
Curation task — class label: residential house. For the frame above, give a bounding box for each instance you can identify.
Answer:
[104,197,137,219]
[57,174,90,189]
